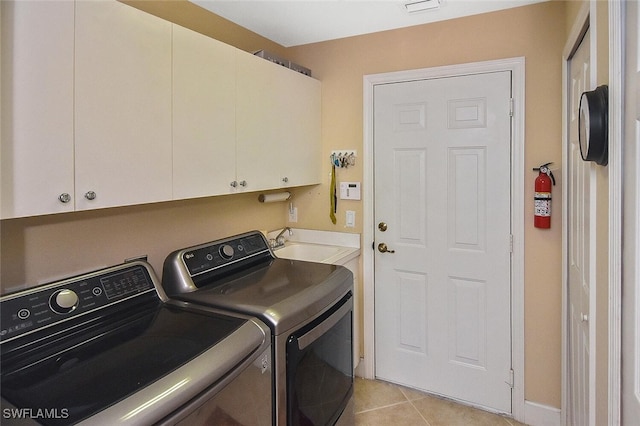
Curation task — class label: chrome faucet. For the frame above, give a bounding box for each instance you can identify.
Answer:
[271,227,292,248]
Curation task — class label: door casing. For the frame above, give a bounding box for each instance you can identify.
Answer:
[560,2,625,424]
[362,57,526,422]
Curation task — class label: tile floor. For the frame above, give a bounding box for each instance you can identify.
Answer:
[354,377,528,426]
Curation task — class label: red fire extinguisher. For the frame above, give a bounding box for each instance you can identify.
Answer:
[533,162,556,229]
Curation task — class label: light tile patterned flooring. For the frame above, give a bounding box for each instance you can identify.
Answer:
[354,378,528,426]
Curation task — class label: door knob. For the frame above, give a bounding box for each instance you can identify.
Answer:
[378,243,395,253]
[378,222,388,232]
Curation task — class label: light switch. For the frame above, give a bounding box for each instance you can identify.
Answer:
[346,210,356,227]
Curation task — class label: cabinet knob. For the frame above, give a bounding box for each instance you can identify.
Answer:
[230,181,238,188]
[85,191,97,201]
[239,180,247,187]
[58,193,71,203]
[282,177,289,183]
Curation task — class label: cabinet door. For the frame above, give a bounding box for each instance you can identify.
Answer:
[235,52,287,192]
[236,51,321,192]
[173,25,236,199]
[74,1,172,211]
[278,71,321,187]
[1,0,75,218]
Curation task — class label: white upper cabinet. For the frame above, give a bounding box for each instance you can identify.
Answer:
[1,0,320,218]
[236,51,322,192]
[172,25,237,199]
[74,0,173,211]
[277,65,322,188]
[236,52,287,192]
[1,0,75,218]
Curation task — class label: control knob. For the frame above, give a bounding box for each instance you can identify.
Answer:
[49,289,79,314]
[219,244,235,260]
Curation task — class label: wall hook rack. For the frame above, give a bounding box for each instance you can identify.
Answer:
[330,150,357,169]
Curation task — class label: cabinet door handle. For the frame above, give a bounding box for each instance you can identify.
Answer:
[282,177,289,183]
[58,193,71,203]
[239,180,247,187]
[230,181,238,188]
[85,191,97,201]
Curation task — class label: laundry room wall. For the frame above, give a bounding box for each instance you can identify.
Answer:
[0,193,289,294]
[285,0,566,411]
[1,0,572,414]
[120,0,288,57]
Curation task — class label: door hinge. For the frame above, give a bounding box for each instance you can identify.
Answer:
[507,369,514,388]
[509,98,514,117]
[509,234,514,253]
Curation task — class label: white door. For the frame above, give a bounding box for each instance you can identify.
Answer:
[567,28,592,426]
[623,0,640,422]
[374,71,513,413]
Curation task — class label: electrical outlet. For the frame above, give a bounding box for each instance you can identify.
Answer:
[288,207,298,223]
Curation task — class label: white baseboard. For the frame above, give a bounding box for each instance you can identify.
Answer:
[523,400,561,426]
[354,357,367,378]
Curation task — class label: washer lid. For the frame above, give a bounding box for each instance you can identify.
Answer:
[1,303,251,425]
[173,258,353,334]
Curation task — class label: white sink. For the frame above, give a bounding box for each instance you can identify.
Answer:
[274,242,356,264]
[275,243,352,263]
[268,228,360,265]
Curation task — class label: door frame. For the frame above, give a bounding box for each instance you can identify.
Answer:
[362,57,525,420]
[607,1,623,424]
[560,2,624,424]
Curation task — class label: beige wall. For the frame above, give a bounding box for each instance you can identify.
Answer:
[1,193,289,293]
[1,0,576,411]
[121,0,289,57]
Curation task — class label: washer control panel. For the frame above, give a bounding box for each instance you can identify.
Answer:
[182,232,271,278]
[0,262,157,343]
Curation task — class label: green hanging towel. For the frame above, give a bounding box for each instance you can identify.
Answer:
[330,163,337,224]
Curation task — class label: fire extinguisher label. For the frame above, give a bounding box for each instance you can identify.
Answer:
[534,192,552,216]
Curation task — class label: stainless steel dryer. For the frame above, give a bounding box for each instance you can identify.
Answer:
[162,231,354,426]
[0,260,272,425]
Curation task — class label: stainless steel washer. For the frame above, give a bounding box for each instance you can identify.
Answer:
[162,231,354,426]
[0,260,272,425]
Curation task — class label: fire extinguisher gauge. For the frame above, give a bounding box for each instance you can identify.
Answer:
[533,162,556,186]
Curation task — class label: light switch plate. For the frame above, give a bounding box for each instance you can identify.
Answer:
[346,210,355,227]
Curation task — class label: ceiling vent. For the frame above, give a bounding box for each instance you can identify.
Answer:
[404,0,441,13]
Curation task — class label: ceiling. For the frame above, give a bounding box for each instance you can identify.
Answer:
[190,0,548,47]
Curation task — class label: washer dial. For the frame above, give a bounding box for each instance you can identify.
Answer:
[49,289,79,314]
[219,244,235,260]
